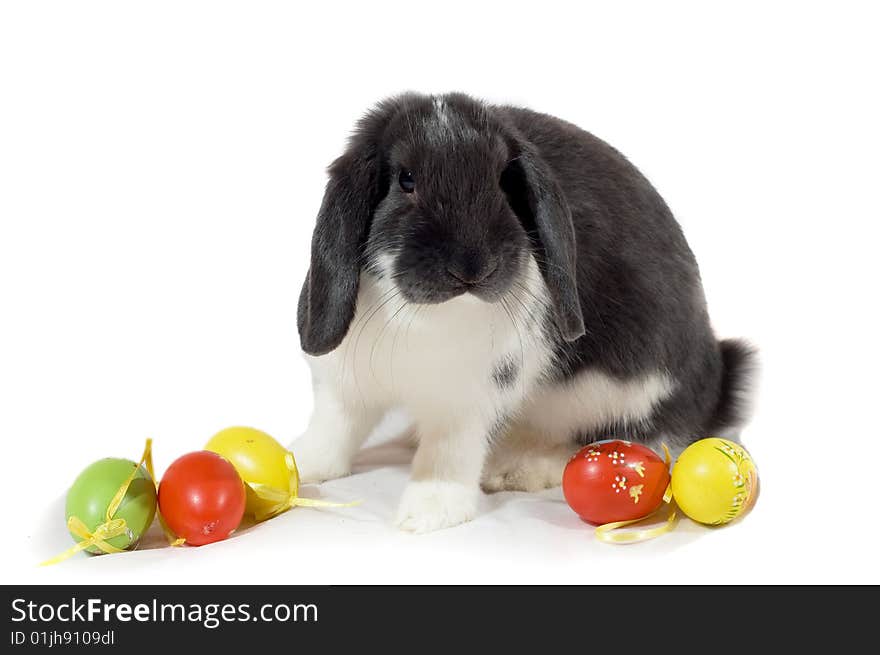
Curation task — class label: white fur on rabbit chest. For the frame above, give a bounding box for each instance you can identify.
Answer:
[307,256,553,430]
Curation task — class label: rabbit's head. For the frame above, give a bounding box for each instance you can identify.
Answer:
[298,92,584,355]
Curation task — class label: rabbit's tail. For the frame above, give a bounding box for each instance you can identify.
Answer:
[708,339,759,436]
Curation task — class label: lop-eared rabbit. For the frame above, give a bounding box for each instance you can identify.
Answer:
[294,92,756,532]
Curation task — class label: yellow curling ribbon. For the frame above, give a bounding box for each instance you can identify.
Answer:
[41,440,154,566]
[594,443,678,545]
[142,441,185,547]
[594,484,678,544]
[248,452,359,522]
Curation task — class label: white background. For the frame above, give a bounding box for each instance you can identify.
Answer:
[1,1,878,584]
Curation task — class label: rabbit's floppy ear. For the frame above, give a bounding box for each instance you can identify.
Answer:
[504,139,585,342]
[297,104,395,356]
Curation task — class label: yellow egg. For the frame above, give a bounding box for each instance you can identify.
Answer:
[671,438,758,525]
[205,426,298,520]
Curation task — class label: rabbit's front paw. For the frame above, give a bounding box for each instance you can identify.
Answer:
[291,433,353,484]
[394,481,477,533]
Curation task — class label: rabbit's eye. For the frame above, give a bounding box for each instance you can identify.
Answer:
[399,169,416,193]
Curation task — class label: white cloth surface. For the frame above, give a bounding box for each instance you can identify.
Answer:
[17,424,784,585]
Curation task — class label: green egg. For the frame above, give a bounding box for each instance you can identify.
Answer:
[64,458,157,553]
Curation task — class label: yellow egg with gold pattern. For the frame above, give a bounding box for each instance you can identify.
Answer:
[671,438,758,525]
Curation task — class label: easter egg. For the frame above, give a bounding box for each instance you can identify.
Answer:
[205,426,296,520]
[563,440,670,525]
[158,451,246,546]
[65,458,157,553]
[671,438,758,525]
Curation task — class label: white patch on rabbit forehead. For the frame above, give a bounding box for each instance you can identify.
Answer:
[432,97,450,126]
[426,97,479,145]
[519,370,676,437]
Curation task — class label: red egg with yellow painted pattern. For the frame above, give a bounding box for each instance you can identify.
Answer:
[563,440,670,525]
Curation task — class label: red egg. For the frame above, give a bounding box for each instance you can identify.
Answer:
[562,440,670,525]
[158,451,246,546]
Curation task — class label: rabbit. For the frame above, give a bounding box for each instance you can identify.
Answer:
[293,92,757,533]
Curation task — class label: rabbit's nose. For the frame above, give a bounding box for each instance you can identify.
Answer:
[447,256,499,285]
